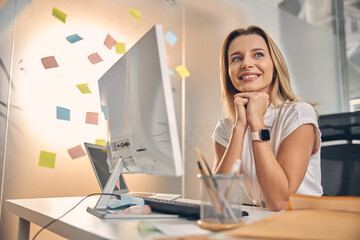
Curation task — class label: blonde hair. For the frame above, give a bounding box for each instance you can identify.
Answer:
[220,26,298,124]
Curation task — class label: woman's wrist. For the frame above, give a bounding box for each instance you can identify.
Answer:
[249,121,265,132]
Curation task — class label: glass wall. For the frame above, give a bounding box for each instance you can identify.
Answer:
[0,0,356,239]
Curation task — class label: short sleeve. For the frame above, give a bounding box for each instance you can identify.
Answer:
[212,118,232,147]
[281,102,322,153]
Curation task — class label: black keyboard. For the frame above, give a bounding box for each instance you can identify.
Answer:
[143,197,249,220]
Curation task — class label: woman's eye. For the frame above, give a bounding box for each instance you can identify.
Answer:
[255,52,264,57]
[232,56,242,62]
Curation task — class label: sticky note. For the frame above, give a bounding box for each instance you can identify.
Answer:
[88,52,103,64]
[52,7,67,23]
[86,112,99,125]
[175,64,190,78]
[95,139,106,146]
[76,83,91,94]
[56,106,70,121]
[66,34,83,44]
[129,8,141,21]
[165,30,178,46]
[38,151,56,169]
[41,56,59,69]
[67,145,86,159]
[101,105,108,120]
[104,34,116,49]
[115,42,126,54]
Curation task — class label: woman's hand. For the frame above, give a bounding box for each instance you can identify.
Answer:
[234,94,249,127]
[237,92,269,131]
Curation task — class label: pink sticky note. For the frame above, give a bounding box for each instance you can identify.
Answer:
[104,34,116,49]
[67,145,86,159]
[86,112,99,125]
[88,53,103,64]
[41,56,59,69]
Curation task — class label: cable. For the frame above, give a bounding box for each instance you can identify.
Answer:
[32,192,121,240]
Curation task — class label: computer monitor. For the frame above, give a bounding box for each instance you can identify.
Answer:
[87,24,182,218]
[84,142,129,195]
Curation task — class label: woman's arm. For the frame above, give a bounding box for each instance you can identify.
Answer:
[213,124,247,174]
[251,123,316,211]
[213,94,249,174]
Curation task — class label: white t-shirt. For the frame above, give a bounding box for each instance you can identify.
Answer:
[213,102,323,207]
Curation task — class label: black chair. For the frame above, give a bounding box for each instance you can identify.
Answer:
[321,144,360,196]
[319,111,360,196]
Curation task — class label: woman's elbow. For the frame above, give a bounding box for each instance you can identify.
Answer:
[266,199,288,211]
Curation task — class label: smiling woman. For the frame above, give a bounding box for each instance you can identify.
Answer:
[213,26,323,211]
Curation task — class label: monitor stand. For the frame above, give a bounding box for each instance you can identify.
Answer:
[86,154,178,219]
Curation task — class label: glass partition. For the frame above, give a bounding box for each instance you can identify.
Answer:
[0,0,356,239]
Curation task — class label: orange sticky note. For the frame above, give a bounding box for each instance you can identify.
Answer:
[76,83,91,94]
[95,139,106,146]
[88,53,103,64]
[67,145,86,159]
[41,56,59,69]
[104,34,117,49]
[38,151,56,169]
[86,112,99,125]
[115,42,126,54]
[175,64,190,78]
[129,8,141,21]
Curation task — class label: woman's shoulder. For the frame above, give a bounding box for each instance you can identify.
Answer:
[215,117,232,130]
[281,101,317,118]
[280,101,318,122]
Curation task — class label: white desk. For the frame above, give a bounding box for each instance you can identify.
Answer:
[5,196,275,240]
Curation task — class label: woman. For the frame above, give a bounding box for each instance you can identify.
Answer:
[212,26,323,211]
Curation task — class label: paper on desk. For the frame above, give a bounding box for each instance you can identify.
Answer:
[225,194,360,240]
[287,194,360,214]
[152,223,211,237]
[147,193,180,201]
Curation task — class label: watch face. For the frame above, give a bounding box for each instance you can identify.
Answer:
[260,129,270,141]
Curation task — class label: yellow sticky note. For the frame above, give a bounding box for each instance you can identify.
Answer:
[52,7,67,23]
[175,65,190,78]
[95,139,106,146]
[129,8,141,21]
[38,151,56,169]
[115,42,126,54]
[76,83,92,94]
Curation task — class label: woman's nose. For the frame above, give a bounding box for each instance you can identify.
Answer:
[241,57,252,69]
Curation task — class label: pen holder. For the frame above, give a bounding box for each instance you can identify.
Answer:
[197,174,245,231]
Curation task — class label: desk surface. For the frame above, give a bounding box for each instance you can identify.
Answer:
[5,196,275,240]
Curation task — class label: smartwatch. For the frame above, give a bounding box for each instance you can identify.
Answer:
[251,129,270,141]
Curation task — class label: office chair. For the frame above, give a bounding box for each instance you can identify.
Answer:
[318,111,360,196]
[321,144,360,196]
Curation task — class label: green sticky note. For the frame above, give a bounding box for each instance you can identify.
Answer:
[52,7,67,23]
[129,8,141,21]
[76,83,92,94]
[115,42,126,54]
[175,64,190,78]
[95,139,106,146]
[39,151,56,169]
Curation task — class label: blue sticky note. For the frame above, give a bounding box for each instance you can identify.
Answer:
[56,106,70,121]
[165,30,178,47]
[168,69,175,76]
[66,34,83,44]
[101,105,108,120]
